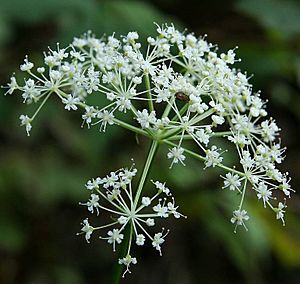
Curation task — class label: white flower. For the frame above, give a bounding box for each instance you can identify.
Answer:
[256,183,272,208]
[118,255,137,277]
[152,230,169,256]
[167,147,186,167]
[220,49,237,64]
[102,171,119,189]
[261,120,279,142]
[228,133,250,147]
[106,229,124,251]
[142,197,151,207]
[212,115,225,125]
[240,150,254,169]
[136,109,156,129]
[77,165,182,276]
[62,94,80,111]
[97,110,115,132]
[22,79,40,103]
[231,209,249,232]
[204,146,223,168]
[126,31,139,42]
[167,198,184,219]
[107,188,121,200]
[278,178,293,197]
[4,76,18,95]
[222,173,242,192]
[5,25,292,275]
[37,67,45,73]
[84,194,100,215]
[152,181,170,195]
[20,56,34,71]
[274,202,286,225]
[77,218,94,243]
[118,216,128,225]
[136,234,145,246]
[82,106,96,127]
[19,114,32,136]
[85,177,102,190]
[153,203,169,218]
[195,128,210,146]
[146,218,155,226]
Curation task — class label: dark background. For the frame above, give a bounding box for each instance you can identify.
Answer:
[0,0,300,283]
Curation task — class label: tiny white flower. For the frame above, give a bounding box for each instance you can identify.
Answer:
[256,183,272,208]
[136,234,145,246]
[153,181,170,195]
[85,177,102,190]
[195,129,210,146]
[37,67,45,73]
[107,188,121,200]
[167,199,183,219]
[77,218,94,243]
[19,114,32,136]
[86,194,100,215]
[204,146,223,168]
[142,197,151,207]
[5,76,18,95]
[20,56,34,71]
[118,255,137,277]
[222,173,241,192]
[146,218,155,226]
[231,209,249,232]
[62,94,80,111]
[212,115,225,125]
[118,216,128,225]
[167,147,186,167]
[152,230,168,256]
[107,229,124,252]
[153,203,169,218]
[106,92,116,101]
[82,106,96,127]
[136,109,157,129]
[275,202,286,225]
[240,150,254,169]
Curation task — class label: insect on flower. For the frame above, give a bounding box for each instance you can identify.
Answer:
[175,91,190,102]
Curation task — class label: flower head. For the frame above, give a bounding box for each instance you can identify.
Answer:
[78,164,184,277]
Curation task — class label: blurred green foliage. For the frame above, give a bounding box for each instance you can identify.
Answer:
[0,0,300,283]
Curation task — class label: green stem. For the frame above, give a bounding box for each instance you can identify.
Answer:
[239,179,248,209]
[133,140,159,208]
[31,91,52,120]
[145,73,154,112]
[113,118,151,138]
[162,96,175,118]
[170,102,189,122]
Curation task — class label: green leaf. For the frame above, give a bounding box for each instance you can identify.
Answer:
[236,0,300,39]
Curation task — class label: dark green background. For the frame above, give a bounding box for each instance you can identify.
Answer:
[0,0,300,283]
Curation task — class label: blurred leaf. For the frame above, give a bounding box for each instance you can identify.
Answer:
[237,44,293,85]
[295,57,300,87]
[236,0,300,39]
[267,220,300,266]
[0,216,26,251]
[53,266,84,284]
[0,0,93,24]
[95,0,178,38]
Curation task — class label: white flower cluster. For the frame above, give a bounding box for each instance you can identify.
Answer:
[77,165,184,277]
[4,23,292,232]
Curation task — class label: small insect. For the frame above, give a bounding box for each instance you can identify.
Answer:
[175,91,190,103]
